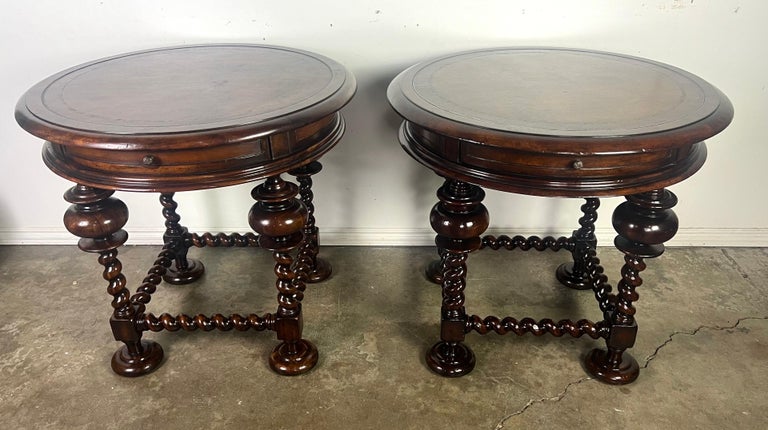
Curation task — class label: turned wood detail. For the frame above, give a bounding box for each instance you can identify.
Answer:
[467,315,609,338]
[249,175,318,375]
[423,186,679,385]
[289,161,332,283]
[59,172,329,378]
[126,243,277,331]
[389,48,733,384]
[291,162,322,241]
[436,189,677,385]
[142,312,275,332]
[63,184,163,377]
[427,234,572,284]
[585,188,678,384]
[190,232,260,247]
[165,196,261,249]
[18,45,355,377]
[129,246,173,314]
[462,232,615,339]
[557,198,600,290]
[429,232,573,284]
[585,248,615,320]
[61,180,327,378]
[576,198,600,243]
[481,234,573,251]
[426,179,489,377]
[160,193,205,284]
[124,245,276,333]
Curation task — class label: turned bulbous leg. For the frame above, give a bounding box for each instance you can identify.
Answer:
[289,161,332,283]
[585,189,678,384]
[249,175,318,375]
[159,193,204,285]
[557,198,600,290]
[64,184,163,376]
[426,179,489,377]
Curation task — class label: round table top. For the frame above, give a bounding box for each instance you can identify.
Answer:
[388,47,733,153]
[16,44,356,150]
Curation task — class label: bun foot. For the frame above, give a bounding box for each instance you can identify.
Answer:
[584,348,640,385]
[426,341,475,377]
[425,260,443,285]
[269,339,318,376]
[556,262,592,290]
[111,340,164,377]
[162,258,205,285]
[306,257,332,283]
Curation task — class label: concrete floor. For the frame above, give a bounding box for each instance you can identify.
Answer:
[0,245,766,429]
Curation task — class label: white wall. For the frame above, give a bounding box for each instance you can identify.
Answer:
[1,0,766,246]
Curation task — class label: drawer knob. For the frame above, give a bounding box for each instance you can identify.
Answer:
[142,154,159,166]
[572,160,584,170]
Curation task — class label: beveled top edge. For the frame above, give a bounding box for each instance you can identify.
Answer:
[388,47,733,151]
[16,44,357,149]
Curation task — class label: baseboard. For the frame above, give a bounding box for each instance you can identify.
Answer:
[1,227,766,247]
[325,227,768,247]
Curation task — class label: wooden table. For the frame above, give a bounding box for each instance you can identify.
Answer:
[16,44,356,376]
[388,47,732,384]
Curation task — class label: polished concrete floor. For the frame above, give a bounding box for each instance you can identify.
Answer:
[0,245,766,429]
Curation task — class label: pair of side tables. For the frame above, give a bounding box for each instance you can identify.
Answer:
[15,44,732,384]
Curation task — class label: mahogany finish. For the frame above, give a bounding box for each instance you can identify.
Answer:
[17,44,356,376]
[388,48,733,383]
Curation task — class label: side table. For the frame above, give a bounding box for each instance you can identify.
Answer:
[387,48,732,384]
[16,44,356,376]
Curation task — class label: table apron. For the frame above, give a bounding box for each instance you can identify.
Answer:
[400,122,707,198]
[41,113,345,192]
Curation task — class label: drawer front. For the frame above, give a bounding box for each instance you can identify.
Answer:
[43,114,345,191]
[400,121,706,197]
[460,141,681,179]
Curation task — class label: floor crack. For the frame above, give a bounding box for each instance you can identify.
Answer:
[493,376,591,429]
[642,316,768,368]
[494,316,768,428]
[720,249,753,283]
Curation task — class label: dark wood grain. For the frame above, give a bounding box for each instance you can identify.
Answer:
[16,44,354,377]
[389,47,732,197]
[389,47,732,149]
[17,44,356,192]
[18,45,353,144]
[389,47,733,384]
